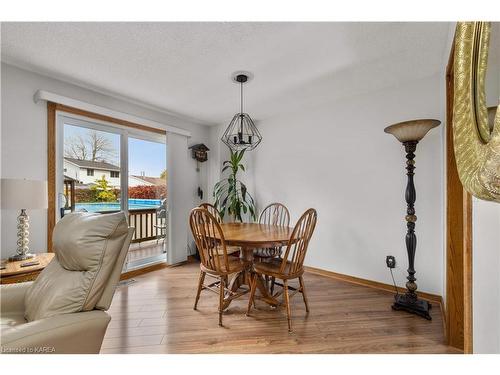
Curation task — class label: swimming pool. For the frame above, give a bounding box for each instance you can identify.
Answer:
[75,199,162,213]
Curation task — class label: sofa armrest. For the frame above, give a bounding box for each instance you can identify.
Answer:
[0,282,33,314]
[1,310,111,354]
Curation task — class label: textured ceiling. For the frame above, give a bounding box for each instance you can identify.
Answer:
[1,22,452,125]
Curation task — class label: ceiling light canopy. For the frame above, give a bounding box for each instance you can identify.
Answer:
[221,72,262,152]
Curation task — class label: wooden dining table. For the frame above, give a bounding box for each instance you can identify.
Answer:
[212,222,294,308]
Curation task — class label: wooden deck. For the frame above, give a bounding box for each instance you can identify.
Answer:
[102,262,460,354]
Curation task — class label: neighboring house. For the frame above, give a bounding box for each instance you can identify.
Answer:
[129,175,166,187]
[63,157,121,187]
[64,157,166,188]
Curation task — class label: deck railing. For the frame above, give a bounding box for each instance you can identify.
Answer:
[128,208,166,244]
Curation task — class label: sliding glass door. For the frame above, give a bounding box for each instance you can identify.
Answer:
[56,114,167,271]
[126,135,167,269]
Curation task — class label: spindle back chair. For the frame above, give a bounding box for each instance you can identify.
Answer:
[254,203,291,260]
[190,208,250,326]
[247,208,317,332]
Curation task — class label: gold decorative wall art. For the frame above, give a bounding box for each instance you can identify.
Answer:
[453,22,500,202]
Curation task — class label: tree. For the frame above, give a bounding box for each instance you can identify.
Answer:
[160,169,167,180]
[90,176,116,202]
[65,130,117,163]
[65,134,88,160]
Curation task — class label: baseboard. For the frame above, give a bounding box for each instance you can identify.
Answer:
[120,262,169,280]
[304,266,444,307]
[120,258,194,279]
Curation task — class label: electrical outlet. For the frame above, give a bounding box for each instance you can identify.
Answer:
[386,255,396,269]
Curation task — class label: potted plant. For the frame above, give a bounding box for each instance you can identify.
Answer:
[213,149,256,222]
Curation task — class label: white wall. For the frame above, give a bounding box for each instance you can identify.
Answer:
[472,22,499,352]
[0,61,2,255]
[0,63,210,258]
[207,124,229,202]
[251,73,445,296]
[473,198,500,354]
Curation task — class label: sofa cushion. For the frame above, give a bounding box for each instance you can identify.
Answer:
[1,312,26,329]
[24,212,129,322]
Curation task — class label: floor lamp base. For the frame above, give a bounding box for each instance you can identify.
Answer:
[392,293,432,320]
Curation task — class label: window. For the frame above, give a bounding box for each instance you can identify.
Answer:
[64,123,120,214]
[110,171,120,178]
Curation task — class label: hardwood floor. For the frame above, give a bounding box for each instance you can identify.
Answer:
[127,242,165,263]
[101,262,460,354]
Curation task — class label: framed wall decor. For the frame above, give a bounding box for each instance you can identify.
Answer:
[452,22,500,202]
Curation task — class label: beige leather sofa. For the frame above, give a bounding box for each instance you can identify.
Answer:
[1,212,133,354]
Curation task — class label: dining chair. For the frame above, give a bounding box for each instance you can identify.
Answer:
[253,203,290,291]
[246,208,317,332]
[254,202,290,259]
[190,208,250,326]
[199,203,240,256]
[199,203,223,223]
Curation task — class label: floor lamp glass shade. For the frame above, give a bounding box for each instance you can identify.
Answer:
[1,179,48,261]
[384,119,441,143]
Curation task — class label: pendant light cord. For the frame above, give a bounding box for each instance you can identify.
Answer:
[240,81,243,114]
[239,81,244,139]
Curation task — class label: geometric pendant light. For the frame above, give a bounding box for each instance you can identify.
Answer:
[221,72,262,152]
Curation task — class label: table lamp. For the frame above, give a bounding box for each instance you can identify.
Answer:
[1,179,48,261]
[384,119,441,320]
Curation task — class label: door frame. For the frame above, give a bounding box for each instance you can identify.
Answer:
[445,38,473,353]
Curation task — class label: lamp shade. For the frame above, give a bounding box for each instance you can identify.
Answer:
[1,179,48,210]
[384,119,441,143]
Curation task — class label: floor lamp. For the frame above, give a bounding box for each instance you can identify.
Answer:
[384,119,441,320]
